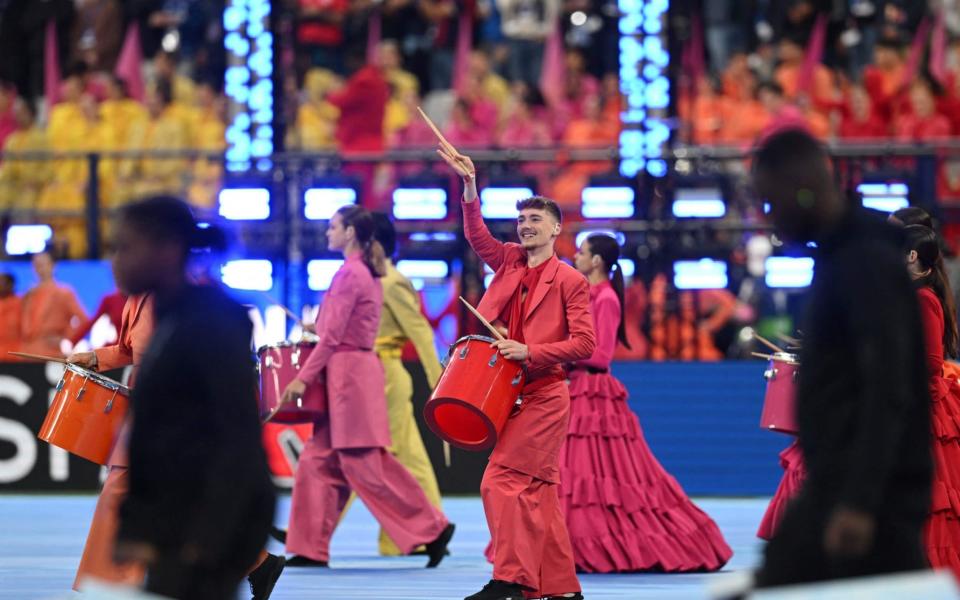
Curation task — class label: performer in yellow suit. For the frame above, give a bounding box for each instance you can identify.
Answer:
[371,212,444,556]
[0,99,48,211]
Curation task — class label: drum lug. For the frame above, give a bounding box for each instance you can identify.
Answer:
[792,370,799,382]
[764,368,777,381]
[76,388,85,401]
[488,353,498,367]
[292,350,300,367]
[515,396,523,406]
[264,356,274,368]
[459,345,469,360]
[104,390,117,413]
[55,380,64,393]
[511,373,522,386]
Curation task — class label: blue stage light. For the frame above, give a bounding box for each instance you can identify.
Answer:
[224,0,273,173]
[765,257,815,289]
[220,259,274,291]
[857,182,909,213]
[304,188,357,220]
[393,188,448,220]
[673,259,728,290]
[673,187,726,218]
[480,187,534,219]
[5,225,53,256]
[581,186,635,219]
[218,188,271,220]
[307,259,345,291]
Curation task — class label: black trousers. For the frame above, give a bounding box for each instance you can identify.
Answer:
[756,491,929,588]
[145,557,246,600]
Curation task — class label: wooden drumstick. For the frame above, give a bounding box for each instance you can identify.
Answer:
[258,292,304,326]
[417,107,473,171]
[751,331,785,354]
[775,332,802,347]
[459,296,506,342]
[9,351,67,364]
[751,352,775,360]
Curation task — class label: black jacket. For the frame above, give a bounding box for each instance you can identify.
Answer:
[797,208,932,520]
[118,284,274,567]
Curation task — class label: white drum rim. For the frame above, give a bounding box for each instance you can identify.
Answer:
[64,363,130,394]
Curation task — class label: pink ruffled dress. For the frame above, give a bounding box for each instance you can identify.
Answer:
[558,280,732,572]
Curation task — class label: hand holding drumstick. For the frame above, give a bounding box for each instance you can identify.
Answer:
[418,107,479,203]
[459,296,529,361]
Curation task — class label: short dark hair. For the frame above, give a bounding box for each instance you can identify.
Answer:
[516,196,562,223]
[753,127,827,176]
[892,206,932,229]
[371,211,397,258]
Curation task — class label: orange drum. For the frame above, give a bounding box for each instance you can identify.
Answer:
[760,352,800,435]
[258,341,327,423]
[424,335,526,451]
[38,364,130,465]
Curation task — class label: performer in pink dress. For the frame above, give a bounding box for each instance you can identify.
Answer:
[563,234,732,572]
[279,205,454,568]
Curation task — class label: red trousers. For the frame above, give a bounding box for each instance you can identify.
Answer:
[481,380,581,597]
[286,425,448,562]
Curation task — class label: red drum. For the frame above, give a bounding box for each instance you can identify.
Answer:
[760,352,800,435]
[258,341,327,423]
[424,335,526,451]
[38,364,130,465]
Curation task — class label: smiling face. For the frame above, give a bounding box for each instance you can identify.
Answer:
[516,208,560,251]
[326,213,352,251]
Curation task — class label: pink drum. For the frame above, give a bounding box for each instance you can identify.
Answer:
[258,341,326,423]
[760,352,800,435]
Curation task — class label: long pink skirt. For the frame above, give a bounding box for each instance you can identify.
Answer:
[756,440,806,540]
[558,370,732,573]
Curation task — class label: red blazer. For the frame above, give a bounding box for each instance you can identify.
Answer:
[462,199,595,375]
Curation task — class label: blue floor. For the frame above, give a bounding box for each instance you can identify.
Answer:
[0,495,768,599]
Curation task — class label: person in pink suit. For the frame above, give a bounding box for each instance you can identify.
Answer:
[437,143,595,600]
[279,205,454,568]
[565,234,732,572]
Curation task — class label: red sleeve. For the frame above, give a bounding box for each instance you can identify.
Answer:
[69,296,108,344]
[917,289,945,379]
[462,197,506,271]
[577,292,617,370]
[527,276,596,368]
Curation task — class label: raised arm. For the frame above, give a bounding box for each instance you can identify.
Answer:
[436,144,506,270]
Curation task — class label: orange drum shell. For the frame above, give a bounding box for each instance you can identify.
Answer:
[38,367,130,465]
[258,343,327,424]
[425,336,525,451]
[761,357,799,435]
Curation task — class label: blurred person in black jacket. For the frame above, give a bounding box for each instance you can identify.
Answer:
[751,129,932,586]
[109,195,275,600]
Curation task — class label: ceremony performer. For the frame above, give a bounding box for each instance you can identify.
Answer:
[438,143,595,600]
[279,205,454,568]
[752,129,931,587]
[903,225,960,577]
[565,234,732,572]
[371,211,445,556]
[107,196,276,600]
[21,250,86,356]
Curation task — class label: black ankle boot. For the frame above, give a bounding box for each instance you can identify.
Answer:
[247,553,285,600]
[284,555,329,567]
[464,579,526,600]
[425,523,455,568]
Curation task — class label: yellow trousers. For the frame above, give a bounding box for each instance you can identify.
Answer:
[342,354,443,555]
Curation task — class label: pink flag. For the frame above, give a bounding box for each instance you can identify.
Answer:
[688,13,706,86]
[115,22,145,101]
[366,10,382,64]
[452,8,474,95]
[539,18,564,108]
[930,9,948,86]
[43,20,61,113]
[901,16,932,88]
[796,13,827,95]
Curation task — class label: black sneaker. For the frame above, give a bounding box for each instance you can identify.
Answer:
[284,555,329,567]
[542,594,585,600]
[269,526,287,544]
[247,553,285,600]
[464,579,526,600]
[425,523,455,568]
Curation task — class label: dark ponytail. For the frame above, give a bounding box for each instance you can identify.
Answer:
[337,205,386,278]
[905,225,959,358]
[587,234,631,349]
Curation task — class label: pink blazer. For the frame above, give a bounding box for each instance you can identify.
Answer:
[462,199,595,376]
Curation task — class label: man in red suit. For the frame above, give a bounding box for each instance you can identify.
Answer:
[439,144,595,600]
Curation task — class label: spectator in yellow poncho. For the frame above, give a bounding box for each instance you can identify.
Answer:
[0,99,48,211]
[186,80,226,210]
[291,68,340,150]
[120,79,189,200]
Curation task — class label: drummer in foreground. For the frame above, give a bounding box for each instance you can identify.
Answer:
[278,204,454,568]
[437,143,595,600]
